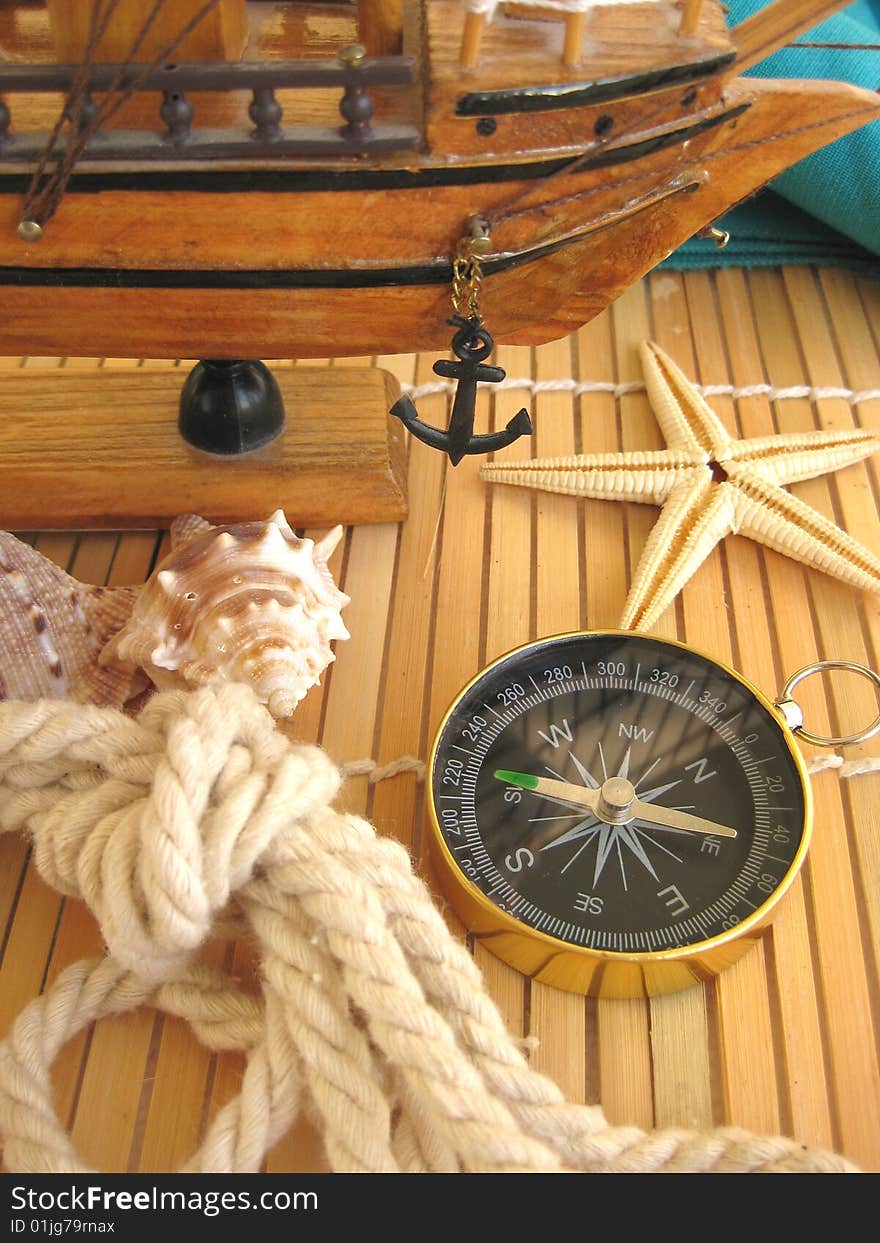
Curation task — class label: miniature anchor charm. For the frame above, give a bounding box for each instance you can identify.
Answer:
[391,316,532,465]
[390,222,532,464]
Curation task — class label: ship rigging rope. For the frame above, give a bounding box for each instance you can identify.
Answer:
[475,95,879,246]
[478,84,686,228]
[458,30,878,233]
[9,4,876,233]
[793,40,880,49]
[0,683,861,1172]
[18,0,224,235]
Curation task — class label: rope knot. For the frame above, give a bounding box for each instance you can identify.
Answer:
[0,683,341,983]
[0,686,860,1174]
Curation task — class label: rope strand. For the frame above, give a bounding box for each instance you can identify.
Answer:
[0,685,861,1173]
[20,0,223,233]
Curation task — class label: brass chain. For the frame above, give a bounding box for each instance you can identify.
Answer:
[450,231,491,323]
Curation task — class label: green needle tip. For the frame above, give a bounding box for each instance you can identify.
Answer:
[494,769,539,789]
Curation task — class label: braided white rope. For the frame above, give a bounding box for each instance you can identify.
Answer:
[346,752,878,782]
[341,755,426,782]
[839,755,880,777]
[806,754,844,774]
[0,686,861,1173]
[464,0,635,14]
[803,754,880,778]
[403,376,880,405]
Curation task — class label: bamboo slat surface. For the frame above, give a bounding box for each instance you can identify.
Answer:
[1,264,879,1174]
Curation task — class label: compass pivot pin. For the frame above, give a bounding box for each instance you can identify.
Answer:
[597,776,636,824]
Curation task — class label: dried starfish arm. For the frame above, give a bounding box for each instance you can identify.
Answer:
[726,464,880,595]
[722,427,880,488]
[620,471,737,632]
[480,449,704,505]
[640,342,734,456]
[481,341,880,632]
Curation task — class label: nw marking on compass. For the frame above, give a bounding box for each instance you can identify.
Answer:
[499,743,705,889]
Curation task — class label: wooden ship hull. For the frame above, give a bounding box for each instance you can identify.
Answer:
[0,0,877,360]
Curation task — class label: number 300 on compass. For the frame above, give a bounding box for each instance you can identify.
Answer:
[427,632,814,998]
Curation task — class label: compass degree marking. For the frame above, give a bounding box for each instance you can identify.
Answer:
[436,644,804,954]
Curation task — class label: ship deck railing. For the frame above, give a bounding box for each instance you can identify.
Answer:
[0,50,420,163]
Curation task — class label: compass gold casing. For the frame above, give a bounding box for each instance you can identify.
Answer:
[427,631,813,999]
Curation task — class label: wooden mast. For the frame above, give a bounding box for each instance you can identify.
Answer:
[45,0,248,63]
[678,0,705,37]
[358,0,405,56]
[460,10,487,69]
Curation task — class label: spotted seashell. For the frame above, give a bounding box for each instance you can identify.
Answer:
[100,510,350,718]
[0,531,138,706]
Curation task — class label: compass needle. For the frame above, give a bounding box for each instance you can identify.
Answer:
[630,797,737,839]
[528,813,588,823]
[428,632,849,997]
[496,770,735,837]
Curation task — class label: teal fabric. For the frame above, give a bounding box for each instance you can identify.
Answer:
[664,189,880,273]
[664,0,880,270]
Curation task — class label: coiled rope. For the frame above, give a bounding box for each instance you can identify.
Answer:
[0,684,859,1173]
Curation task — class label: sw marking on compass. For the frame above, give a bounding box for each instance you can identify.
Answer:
[432,633,807,958]
[497,751,697,888]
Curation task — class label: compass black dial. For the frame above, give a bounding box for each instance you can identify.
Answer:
[428,633,809,963]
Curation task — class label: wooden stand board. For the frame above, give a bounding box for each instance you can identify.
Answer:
[1,266,879,1174]
[0,365,408,529]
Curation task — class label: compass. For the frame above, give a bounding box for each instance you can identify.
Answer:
[427,632,880,998]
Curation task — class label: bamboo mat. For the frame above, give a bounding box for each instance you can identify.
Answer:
[1,264,879,1174]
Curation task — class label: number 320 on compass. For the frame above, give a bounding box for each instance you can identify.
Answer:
[427,631,826,998]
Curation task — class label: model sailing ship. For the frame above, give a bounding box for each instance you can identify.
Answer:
[0,0,877,361]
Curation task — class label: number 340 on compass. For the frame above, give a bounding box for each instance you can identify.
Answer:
[427,631,880,998]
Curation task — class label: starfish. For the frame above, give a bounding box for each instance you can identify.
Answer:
[481,341,880,631]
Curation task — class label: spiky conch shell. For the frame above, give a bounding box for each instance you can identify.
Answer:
[0,531,138,707]
[100,511,350,719]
